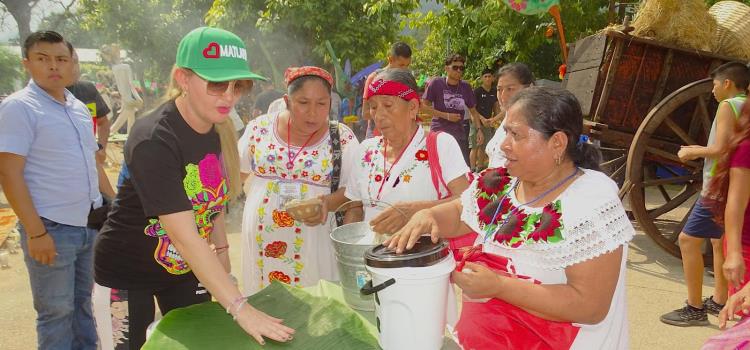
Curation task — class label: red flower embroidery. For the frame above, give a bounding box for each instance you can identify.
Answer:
[312,150,319,156]
[294,277,300,282]
[263,198,269,204]
[302,171,309,177]
[374,174,383,182]
[478,197,512,225]
[294,254,300,259]
[272,210,295,227]
[415,150,428,161]
[477,167,511,196]
[258,224,264,230]
[294,227,302,234]
[268,144,276,150]
[279,147,285,152]
[528,202,564,243]
[269,166,276,173]
[264,241,287,258]
[493,210,526,246]
[269,271,291,284]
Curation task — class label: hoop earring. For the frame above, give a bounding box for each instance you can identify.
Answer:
[555,155,562,166]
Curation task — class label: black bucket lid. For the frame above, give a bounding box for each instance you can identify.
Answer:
[365,236,449,268]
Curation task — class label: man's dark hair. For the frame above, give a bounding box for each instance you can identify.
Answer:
[389,42,412,59]
[444,53,465,66]
[710,61,750,91]
[23,30,70,58]
[481,68,494,76]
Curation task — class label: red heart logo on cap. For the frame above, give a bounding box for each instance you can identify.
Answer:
[202,42,220,59]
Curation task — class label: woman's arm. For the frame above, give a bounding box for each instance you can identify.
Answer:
[386,198,472,253]
[209,211,231,273]
[159,211,294,344]
[369,175,470,234]
[454,246,623,324]
[723,167,750,288]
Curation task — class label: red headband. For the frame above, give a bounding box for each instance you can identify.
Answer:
[284,66,334,87]
[366,79,420,102]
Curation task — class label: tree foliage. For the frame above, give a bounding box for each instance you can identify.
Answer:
[206,0,420,89]
[407,0,611,82]
[0,44,22,94]
[75,0,214,84]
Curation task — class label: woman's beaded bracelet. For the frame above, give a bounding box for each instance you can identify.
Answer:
[226,296,246,317]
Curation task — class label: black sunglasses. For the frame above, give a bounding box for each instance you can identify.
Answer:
[451,65,465,72]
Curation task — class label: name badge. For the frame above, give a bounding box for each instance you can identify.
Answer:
[279,181,301,208]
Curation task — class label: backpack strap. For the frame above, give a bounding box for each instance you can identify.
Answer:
[427,131,450,200]
[329,121,344,226]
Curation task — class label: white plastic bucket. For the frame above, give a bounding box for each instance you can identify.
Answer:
[364,255,455,350]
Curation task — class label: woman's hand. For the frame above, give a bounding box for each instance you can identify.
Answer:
[369,201,418,235]
[235,304,295,345]
[286,196,328,226]
[384,209,440,253]
[451,262,505,299]
[718,284,750,329]
[723,253,746,289]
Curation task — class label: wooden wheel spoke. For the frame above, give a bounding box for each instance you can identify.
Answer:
[641,173,700,186]
[647,187,696,219]
[657,185,672,202]
[697,97,712,138]
[645,146,699,168]
[663,116,697,146]
[601,154,626,168]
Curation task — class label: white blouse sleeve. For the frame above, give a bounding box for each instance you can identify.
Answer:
[436,132,470,183]
[344,140,370,202]
[337,123,359,193]
[238,119,256,174]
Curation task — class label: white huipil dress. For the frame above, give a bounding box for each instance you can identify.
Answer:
[238,113,359,295]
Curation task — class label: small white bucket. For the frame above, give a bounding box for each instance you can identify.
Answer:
[361,237,455,350]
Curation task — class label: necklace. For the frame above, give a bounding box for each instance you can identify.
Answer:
[284,114,318,170]
[375,128,420,200]
[483,167,580,242]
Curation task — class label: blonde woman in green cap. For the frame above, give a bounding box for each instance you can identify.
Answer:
[92,27,294,349]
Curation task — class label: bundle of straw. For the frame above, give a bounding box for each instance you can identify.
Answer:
[631,0,717,52]
[709,1,750,60]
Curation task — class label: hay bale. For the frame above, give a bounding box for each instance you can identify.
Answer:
[709,1,750,60]
[631,0,716,52]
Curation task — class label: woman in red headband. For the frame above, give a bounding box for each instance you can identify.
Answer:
[237,66,360,294]
[291,68,470,238]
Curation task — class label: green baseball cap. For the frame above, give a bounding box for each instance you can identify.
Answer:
[176,27,268,82]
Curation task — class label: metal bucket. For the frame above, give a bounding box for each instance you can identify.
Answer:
[330,221,377,311]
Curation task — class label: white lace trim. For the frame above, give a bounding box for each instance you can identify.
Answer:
[460,170,635,270]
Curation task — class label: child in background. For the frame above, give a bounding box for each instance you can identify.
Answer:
[661,62,749,327]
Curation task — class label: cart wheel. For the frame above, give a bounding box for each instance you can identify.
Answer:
[626,78,716,260]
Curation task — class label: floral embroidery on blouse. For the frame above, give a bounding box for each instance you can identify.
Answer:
[361,138,430,200]
[474,167,565,248]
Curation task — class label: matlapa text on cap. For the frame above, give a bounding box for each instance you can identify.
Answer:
[202,42,247,61]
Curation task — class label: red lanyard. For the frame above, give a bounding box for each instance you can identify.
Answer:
[285,114,317,170]
[375,128,420,200]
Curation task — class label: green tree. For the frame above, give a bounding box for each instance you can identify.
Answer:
[0,45,22,94]
[206,0,420,89]
[408,0,611,82]
[75,0,214,87]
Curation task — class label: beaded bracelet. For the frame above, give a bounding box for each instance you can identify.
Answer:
[226,296,246,316]
[232,301,247,321]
